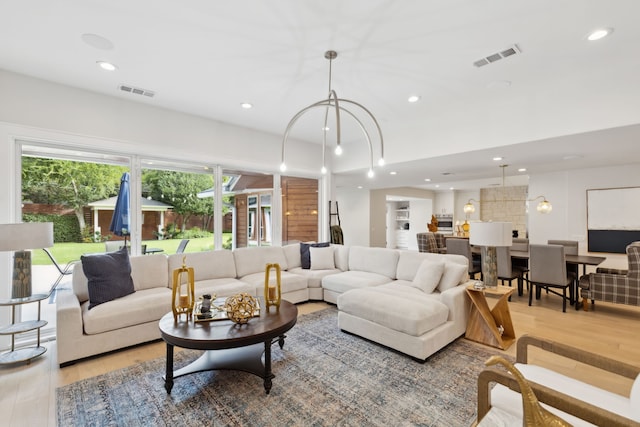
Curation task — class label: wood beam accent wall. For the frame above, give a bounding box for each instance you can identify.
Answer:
[282,177,318,244]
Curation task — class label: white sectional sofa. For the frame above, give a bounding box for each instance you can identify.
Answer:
[56,244,473,366]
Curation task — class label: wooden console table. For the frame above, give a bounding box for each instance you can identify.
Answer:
[465,285,515,350]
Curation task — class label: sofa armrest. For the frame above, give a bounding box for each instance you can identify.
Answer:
[516,334,640,379]
[596,267,628,275]
[438,281,471,327]
[477,367,640,427]
[55,289,85,365]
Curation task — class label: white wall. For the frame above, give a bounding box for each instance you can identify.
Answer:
[335,187,370,247]
[529,164,640,269]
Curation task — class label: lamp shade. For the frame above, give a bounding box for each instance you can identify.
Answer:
[469,222,512,247]
[0,222,54,251]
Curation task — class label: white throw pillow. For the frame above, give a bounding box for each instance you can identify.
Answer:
[410,259,444,293]
[438,262,468,292]
[630,373,640,421]
[310,246,335,270]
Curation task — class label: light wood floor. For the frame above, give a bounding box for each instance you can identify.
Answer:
[1,297,639,427]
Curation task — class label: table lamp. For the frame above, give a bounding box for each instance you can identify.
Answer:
[469,221,512,287]
[0,222,54,298]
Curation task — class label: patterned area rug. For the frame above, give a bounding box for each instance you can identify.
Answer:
[57,307,504,427]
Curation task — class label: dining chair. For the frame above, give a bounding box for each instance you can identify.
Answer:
[528,244,574,312]
[548,239,579,293]
[496,246,527,296]
[446,238,482,279]
[176,239,190,254]
[42,248,79,291]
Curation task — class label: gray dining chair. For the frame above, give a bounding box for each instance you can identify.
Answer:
[496,246,527,296]
[528,244,574,312]
[446,238,482,279]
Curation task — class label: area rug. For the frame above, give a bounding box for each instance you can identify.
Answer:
[57,307,505,427]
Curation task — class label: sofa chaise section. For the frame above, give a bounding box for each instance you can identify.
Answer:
[337,250,471,360]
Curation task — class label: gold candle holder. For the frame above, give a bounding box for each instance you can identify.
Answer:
[264,263,282,310]
[172,256,195,322]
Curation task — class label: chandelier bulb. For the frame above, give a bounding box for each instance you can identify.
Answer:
[335,145,343,155]
[367,169,374,178]
[279,162,287,173]
[378,158,385,167]
[321,166,327,175]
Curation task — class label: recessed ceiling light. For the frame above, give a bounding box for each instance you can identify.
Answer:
[518,168,527,172]
[241,102,253,109]
[322,126,330,131]
[587,28,613,41]
[97,61,117,71]
[493,156,503,161]
[357,186,363,189]
[407,95,421,103]
[449,187,454,190]
[389,171,397,175]
[562,154,583,160]
[424,178,431,182]
[435,184,440,188]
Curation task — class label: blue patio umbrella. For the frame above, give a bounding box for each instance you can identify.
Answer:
[109,172,130,244]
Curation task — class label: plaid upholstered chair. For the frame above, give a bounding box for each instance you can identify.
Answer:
[579,242,640,311]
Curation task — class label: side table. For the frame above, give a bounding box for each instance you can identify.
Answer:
[465,284,516,350]
[0,293,48,365]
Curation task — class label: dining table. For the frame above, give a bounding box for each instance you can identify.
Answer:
[470,247,606,310]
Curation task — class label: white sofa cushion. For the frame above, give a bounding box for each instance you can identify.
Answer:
[193,278,255,298]
[396,250,469,282]
[130,254,169,290]
[338,286,449,336]
[282,243,302,269]
[410,259,444,293]
[233,246,288,277]
[322,270,393,294]
[333,244,350,271]
[287,267,341,288]
[348,246,399,279]
[168,250,237,281]
[239,270,308,296]
[83,287,172,335]
[310,246,335,270]
[438,262,468,292]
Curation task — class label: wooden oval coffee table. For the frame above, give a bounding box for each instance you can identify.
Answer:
[159,300,297,394]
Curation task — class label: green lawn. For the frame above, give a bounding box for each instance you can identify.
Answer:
[33,236,226,265]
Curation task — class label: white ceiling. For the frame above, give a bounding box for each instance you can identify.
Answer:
[2,1,640,191]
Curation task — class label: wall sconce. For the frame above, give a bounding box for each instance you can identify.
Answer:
[464,199,479,215]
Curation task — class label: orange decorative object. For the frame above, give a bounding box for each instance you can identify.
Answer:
[172,256,195,322]
[264,263,282,310]
[427,215,438,232]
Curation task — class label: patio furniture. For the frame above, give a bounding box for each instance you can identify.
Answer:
[176,239,189,254]
[42,248,78,290]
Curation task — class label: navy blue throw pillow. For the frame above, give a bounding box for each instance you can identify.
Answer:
[81,247,135,309]
[300,242,330,269]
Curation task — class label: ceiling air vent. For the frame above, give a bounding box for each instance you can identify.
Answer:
[119,84,155,98]
[473,44,521,68]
